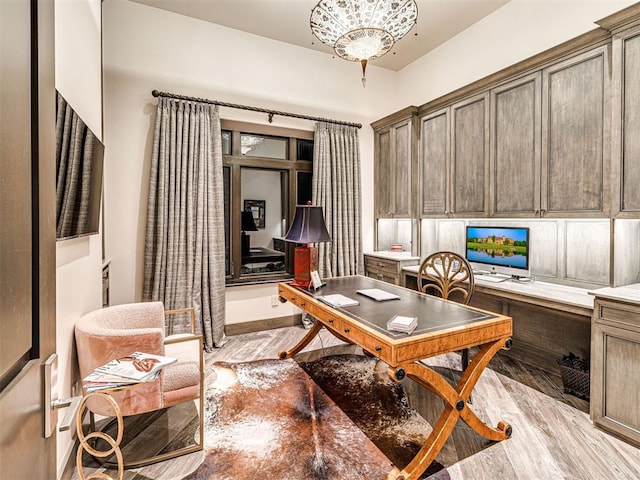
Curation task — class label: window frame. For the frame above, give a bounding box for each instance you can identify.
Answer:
[222,120,314,285]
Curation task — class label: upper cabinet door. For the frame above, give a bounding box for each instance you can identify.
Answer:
[392,120,412,217]
[541,45,611,217]
[490,72,542,217]
[450,92,490,216]
[419,108,450,217]
[375,128,394,217]
[373,110,416,219]
[612,27,640,216]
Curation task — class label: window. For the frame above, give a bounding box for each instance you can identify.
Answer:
[222,121,313,285]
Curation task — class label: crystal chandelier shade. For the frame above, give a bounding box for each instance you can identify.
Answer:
[310,0,418,85]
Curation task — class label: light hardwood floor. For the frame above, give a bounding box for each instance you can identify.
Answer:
[73,325,640,480]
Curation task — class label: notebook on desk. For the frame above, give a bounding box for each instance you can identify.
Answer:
[317,294,360,308]
[356,288,401,302]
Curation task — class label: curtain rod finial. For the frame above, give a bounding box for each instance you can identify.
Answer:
[152,90,160,97]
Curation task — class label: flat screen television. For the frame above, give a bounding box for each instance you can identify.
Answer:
[465,226,530,279]
[55,92,104,240]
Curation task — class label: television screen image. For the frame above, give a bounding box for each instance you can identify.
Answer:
[465,226,530,278]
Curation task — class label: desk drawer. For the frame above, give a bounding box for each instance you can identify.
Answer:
[597,300,640,330]
[278,288,311,310]
[339,322,391,360]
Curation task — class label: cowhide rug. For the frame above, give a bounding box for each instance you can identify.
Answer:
[182,355,446,480]
[300,354,445,478]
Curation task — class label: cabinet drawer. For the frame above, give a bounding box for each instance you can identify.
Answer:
[597,301,640,330]
[365,257,399,275]
[367,271,400,285]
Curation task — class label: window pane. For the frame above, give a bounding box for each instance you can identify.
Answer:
[297,139,314,161]
[240,168,288,277]
[223,166,231,276]
[241,134,287,159]
[297,171,312,205]
[222,130,232,155]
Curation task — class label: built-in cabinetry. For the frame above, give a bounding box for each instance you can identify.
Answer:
[372,107,417,219]
[364,252,420,286]
[590,285,640,447]
[417,92,490,218]
[541,46,610,217]
[450,93,490,217]
[608,20,640,216]
[490,72,541,216]
[418,42,611,223]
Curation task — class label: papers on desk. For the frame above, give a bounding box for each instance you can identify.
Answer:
[387,315,418,335]
[317,294,360,308]
[356,288,400,302]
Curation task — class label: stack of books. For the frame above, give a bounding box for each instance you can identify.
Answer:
[387,315,418,335]
[83,351,176,392]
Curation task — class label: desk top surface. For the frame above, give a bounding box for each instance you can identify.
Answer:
[402,265,594,310]
[590,283,640,304]
[292,276,502,341]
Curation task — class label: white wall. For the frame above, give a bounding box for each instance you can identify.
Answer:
[396,0,637,107]
[54,0,103,477]
[55,0,103,138]
[101,0,398,320]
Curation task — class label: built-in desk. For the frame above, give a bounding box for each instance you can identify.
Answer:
[402,265,595,374]
[589,284,640,447]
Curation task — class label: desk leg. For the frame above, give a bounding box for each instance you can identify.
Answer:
[386,337,513,480]
[277,320,323,359]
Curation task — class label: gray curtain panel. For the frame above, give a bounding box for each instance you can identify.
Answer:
[55,92,95,238]
[143,98,226,350]
[312,122,364,277]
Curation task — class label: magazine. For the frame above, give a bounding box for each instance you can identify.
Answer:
[91,351,177,382]
[83,370,161,392]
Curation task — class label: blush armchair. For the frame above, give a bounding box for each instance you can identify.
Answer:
[74,301,204,468]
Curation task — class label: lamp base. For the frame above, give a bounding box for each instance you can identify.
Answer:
[241,232,250,257]
[291,245,318,289]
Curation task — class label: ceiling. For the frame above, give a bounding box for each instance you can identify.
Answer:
[130,0,510,71]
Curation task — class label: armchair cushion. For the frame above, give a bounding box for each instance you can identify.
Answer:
[75,302,202,417]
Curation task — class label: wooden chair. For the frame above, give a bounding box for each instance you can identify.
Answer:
[417,251,475,370]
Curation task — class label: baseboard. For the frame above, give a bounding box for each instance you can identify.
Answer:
[225,314,302,336]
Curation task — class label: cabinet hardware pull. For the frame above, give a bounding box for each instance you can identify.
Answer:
[328,319,334,324]
[300,302,306,307]
[375,345,382,352]
[344,328,350,333]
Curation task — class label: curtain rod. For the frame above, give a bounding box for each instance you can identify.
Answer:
[151,90,362,129]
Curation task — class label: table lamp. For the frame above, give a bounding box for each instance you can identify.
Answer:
[241,209,258,257]
[284,203,331,288]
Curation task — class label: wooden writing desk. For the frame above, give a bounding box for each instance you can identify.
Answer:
[278,276,513,480]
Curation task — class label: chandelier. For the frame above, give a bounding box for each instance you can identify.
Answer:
[310,0,418,86]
